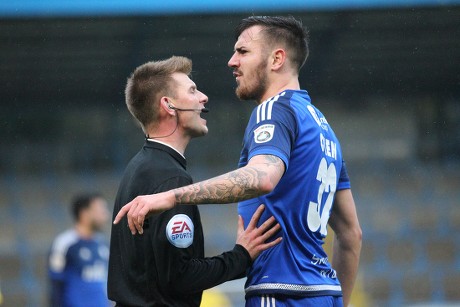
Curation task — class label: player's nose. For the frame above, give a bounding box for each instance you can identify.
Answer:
[228,53,238,68]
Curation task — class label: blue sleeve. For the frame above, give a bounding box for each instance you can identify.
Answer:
[337,159,351,190]
[246,99,297,169]
[49,279,64,307]
[48,238,69,307]
[48,248,66,307]
[48,247,67,281]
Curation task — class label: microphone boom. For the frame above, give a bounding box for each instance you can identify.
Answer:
[171,106,209,113]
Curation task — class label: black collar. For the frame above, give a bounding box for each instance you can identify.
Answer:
[144,140,187,169]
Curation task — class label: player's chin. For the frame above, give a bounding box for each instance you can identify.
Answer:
[236,86,251,101]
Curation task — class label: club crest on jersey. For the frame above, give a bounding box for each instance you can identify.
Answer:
[166,214,194,248]
[254,124,275,143]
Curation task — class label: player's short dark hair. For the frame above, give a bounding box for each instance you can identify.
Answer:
[235,16,309,72]
[125,56,192,133]
[71,193,103,222]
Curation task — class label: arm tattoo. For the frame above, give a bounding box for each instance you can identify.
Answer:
[174,155,285,204]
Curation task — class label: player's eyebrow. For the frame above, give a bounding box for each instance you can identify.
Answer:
[235,46,246,52]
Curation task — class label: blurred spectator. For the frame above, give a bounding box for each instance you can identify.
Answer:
[48,193,110,307]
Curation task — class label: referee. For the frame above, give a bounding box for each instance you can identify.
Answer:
[108,56,281,306]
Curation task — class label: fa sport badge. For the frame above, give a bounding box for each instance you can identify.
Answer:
[166,214,194,248]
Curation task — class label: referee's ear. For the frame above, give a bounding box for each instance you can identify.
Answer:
[160,97,176,116]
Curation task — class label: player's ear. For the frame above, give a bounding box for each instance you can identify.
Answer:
[271,48,286,71]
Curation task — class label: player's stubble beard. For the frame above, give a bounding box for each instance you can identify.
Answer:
[235,58,268,103]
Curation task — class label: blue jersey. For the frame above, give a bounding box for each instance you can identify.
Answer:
[48,229,110,307]
[238,90,351,298]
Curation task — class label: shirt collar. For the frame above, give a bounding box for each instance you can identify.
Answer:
[146,138,186,160]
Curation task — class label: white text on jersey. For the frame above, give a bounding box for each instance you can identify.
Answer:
[320,133,337,160]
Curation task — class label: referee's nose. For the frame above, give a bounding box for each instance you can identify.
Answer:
[198,90,208,106]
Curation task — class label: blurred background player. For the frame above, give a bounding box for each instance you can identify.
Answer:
[108,56,281,306]
[48,193,110,307]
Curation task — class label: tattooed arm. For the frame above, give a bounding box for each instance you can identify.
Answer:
[175,154,285,204]
[114,154,285,235]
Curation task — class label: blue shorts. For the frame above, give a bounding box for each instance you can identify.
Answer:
[245,294,343,307]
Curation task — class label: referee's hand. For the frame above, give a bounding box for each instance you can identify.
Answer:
[113,191,175,235]
[236,204,282,260]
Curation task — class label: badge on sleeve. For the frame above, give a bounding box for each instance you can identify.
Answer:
[254,124,275,143]
[166,214,194,248]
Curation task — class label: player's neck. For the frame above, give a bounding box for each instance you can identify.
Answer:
[258,76,300,104]
[75,223,94,240]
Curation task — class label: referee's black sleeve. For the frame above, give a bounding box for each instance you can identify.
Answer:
[168,244,251,294]
[149,176,252,296]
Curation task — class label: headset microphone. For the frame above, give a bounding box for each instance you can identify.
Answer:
[168,104,209,113]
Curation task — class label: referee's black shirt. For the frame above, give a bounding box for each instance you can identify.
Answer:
[108,141,251,306]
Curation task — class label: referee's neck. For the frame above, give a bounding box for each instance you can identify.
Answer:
[147,138,186,159]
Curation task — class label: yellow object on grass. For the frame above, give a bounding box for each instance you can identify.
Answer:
[201,288,232,307]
